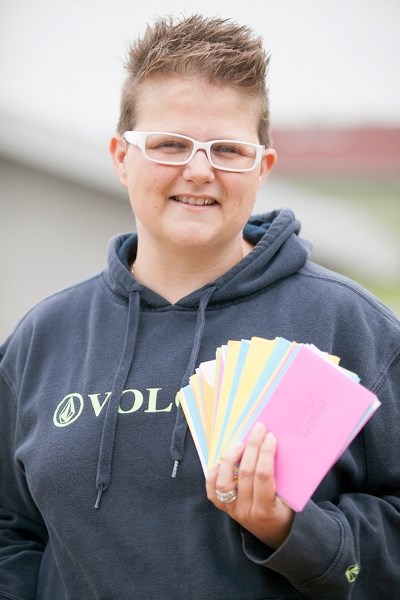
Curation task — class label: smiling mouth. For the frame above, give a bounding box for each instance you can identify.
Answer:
[171,195,217,206]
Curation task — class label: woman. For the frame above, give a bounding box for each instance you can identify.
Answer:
[1,14,399,599]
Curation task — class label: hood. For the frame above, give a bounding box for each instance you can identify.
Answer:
[94,209,310,508]
[103,209,310,308]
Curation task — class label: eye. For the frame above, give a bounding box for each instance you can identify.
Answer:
[147,135,192,154]
[158,141,185,150]
[212,144,240,155]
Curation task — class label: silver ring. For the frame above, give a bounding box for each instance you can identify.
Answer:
[215,487,238,504]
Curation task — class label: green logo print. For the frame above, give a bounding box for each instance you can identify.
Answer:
[345,564,360,583]
[53,394,84,427]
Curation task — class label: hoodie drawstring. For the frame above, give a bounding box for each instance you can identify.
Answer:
[170,285,217,477]
[94,284,216,508]
[94,290,141,509]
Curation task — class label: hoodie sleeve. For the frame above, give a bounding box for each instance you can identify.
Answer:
[241,351,400,599]
[0,367,48,600]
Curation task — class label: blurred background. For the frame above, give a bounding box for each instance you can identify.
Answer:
[1,0,399,340]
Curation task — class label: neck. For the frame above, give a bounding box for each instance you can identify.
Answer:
[131,237,253,304]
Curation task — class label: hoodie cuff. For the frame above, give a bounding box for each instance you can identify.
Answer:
[241,501,345,585]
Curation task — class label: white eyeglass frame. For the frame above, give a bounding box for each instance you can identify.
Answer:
[123,131,266,173]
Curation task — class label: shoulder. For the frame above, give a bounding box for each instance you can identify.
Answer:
[298,260,399,324]
[294,261,400,388]
[1,274,104,363]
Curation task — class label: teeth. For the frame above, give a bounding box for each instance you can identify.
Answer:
[174,196,215,206]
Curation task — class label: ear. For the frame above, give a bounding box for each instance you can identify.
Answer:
[109,135,129,188]
[258,148,277,187]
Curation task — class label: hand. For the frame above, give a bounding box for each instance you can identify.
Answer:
[206,422,294,549]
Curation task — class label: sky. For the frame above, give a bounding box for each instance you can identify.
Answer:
[1,0,399,149]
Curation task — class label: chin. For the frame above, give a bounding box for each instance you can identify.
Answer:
[168,223,218,248]
[173,234,214,249]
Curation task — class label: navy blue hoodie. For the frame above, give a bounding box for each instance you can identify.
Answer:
[1,209,400,599]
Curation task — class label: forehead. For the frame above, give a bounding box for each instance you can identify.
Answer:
[134,75,260,139]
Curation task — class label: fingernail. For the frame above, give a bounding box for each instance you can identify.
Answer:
[252,422,265,436]
[232,439,244,451]
[265,432,276,444]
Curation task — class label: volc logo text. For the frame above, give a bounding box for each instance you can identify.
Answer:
[53,388,177,427]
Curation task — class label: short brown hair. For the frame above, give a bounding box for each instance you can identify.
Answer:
[117,14,272,147]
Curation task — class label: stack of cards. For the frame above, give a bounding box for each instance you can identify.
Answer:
[177,336,380,511]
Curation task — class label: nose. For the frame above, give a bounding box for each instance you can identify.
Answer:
[182,149,215,183]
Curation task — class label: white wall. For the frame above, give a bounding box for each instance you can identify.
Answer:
[0,157,133,340]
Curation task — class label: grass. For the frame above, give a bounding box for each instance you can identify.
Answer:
[286,176,400,316]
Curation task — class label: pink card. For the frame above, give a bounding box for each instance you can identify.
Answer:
[243,345,379,511]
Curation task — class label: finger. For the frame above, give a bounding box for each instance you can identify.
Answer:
[205,463,220,500]
[209,440,244,507]
[237,422,267,499]
[252,431,277,505]
[215,439,244,490]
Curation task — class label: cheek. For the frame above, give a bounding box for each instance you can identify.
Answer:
[127,171,171,215]
[226,176,258,207]
[132,163,174,194]
[227,170,258,192]
[127,167,158,198]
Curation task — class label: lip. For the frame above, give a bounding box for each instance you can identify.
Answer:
[170,195,218,206]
